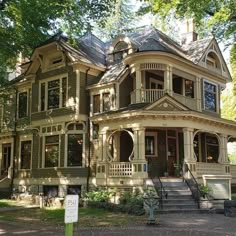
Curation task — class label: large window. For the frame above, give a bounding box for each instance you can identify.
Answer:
[204,81,217,112]
[20,140,31,169]
[206,135,219,163]
[66,123,84,167]
[68,134,83,166]
[45,135,59,167]
[113,41,129,61]
[102,93,111,112]
[173,76,194,98]
[145,132,157,156]
[18,92,28,118]
[93,94,100,114]
[40,76,67,111]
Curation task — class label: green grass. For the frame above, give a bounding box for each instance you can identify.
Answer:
[0,199,24,207]
[232,194,236,201]
[0,207,145,227]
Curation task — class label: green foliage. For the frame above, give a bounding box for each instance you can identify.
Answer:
[0,0,115,81]
[141,0,236,42]
[199,184,211,197]
[85,189,114,202]
[228,153,236,164]
[94,0,137,40]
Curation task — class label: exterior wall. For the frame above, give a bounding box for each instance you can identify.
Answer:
[119,75,133,108]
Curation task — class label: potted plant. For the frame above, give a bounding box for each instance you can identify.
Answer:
[199,184,211,199]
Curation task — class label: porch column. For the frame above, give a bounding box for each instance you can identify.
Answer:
[98,131,107,161]
[183,128,195,163]
[219,134,229,163]
[164,65,173,95]
[196,77,202,111]
[135,67,142,103]
[113,132,120,162]
[133,128,139,160]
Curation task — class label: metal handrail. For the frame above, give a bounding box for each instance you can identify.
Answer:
[152,176,168,209]
[183,163,201,208]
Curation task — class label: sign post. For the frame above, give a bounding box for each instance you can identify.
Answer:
[64,195,79,236]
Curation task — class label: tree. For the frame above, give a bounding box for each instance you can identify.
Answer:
[141,0,236,42]
[0,0,115,84]
[94,0,137,40]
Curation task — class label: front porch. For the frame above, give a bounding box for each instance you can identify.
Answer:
[95,127,235,188]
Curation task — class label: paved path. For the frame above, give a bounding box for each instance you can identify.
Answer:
[0,213,236,236]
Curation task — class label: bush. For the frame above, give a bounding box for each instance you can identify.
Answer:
[85,190,113,202]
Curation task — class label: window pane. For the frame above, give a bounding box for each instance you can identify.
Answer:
[18,92,27,118]
[145,136,155,155]
[45,135,59,167]
[48,79,60,109]
[68,134,83,166]
[103,93,110,112]
[21,141,31,169]
[185,80,194,98]
[204,82,216,112]
[62,77,67,107]
[41,83,45,111]
[93,95,100,113]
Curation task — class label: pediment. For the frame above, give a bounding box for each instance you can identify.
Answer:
[144,95,190,112]
[199,39,231,80]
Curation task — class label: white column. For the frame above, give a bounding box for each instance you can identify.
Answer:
[219,134,228,163]
[135,68,142,103]
[75,69,80,119]
[183,128,195,163]
[164,65,173,95]
[98,131,107,161]
[196,77,202,111]
[113,132,120,161]
[138,128,146,160]
[133,128,139,160]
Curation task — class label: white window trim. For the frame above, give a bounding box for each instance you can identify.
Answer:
[42,134,61,169]
[203,79,219,113]
[19,135,33,170]
[145,132,158,157]
[39,74,68,112]
[64,123,86,168]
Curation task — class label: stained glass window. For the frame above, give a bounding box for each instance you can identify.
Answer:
[204,81,216,112]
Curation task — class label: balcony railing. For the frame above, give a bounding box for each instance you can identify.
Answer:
[109,162,132,177]
[131,89,165,104]
[196,162,229,177]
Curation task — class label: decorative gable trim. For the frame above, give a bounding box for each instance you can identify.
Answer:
[144,94,190,111]
[199,39,231,81]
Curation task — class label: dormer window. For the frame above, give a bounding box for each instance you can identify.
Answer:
[206,52,221,70]
[113,41,129,61]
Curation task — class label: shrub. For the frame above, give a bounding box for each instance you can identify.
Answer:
[85,189,114,202]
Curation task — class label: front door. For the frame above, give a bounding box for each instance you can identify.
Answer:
[167,130,178,176]
[1,144,11,176]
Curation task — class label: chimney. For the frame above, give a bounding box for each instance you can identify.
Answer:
[181,19,198,45]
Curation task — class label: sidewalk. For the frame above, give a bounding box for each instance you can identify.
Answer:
[0,212,236,236]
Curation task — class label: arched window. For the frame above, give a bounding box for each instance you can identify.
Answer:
[206,52,221,70]
[113,41,129,61]
[66,122,85,167]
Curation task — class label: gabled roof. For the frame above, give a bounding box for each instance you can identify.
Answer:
[183,37,213,64]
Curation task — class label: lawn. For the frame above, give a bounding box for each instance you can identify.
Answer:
[0,207,146,227]
[0,199,27,208]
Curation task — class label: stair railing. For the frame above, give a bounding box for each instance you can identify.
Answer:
[152,177,168,209]
[183,163,201,208]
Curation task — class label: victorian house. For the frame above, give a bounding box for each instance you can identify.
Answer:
[0,22,235,201]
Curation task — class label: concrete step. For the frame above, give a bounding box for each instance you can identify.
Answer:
[166,190,192,196]
[162,199,196,204]
[162,203,198,210]
[160,178,183,183]
[157,209,209,214]
[166,194,193,200]
[163,186,189,191]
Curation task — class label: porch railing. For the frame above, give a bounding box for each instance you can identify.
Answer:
[131,89,165,104]
[184,163,201,208]
[109,162,132,177]
[196,162,228,177]
[152,177,168,209]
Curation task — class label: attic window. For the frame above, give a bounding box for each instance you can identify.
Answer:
[206,52,221,69]
[52,58,62,65]
[113,41,129,61]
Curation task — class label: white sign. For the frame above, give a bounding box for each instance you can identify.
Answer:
[64,195,79,224]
